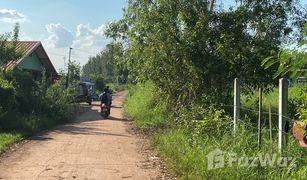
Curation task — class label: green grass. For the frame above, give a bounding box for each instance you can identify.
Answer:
[242,85,307,115]
[0,132,24,153]
[107,83,131,93]
[124,83,307,179]
[152,127,307,179]
[124,82,170,129]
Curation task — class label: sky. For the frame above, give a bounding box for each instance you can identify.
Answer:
[0,0,306,71]
[0,0,127,71]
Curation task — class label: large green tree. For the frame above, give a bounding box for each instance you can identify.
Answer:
[106,0,305,105]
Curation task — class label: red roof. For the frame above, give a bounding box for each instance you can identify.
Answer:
[2,41,58,76]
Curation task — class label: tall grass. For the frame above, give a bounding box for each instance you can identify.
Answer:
[124,82,170,129]
[153,126,307,179]
[125,83,307,179]
[108,83,131,93]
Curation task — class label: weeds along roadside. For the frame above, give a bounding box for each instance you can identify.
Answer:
[124,82,307,179]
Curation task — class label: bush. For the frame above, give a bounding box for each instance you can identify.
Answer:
[2,68,37,113]
[45,83,74,121]
[0,76,15,115]
[288,85,307,120]
[0,68,77,132]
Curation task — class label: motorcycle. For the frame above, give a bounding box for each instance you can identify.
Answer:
[100,103,110,118]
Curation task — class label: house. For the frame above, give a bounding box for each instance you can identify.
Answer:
[1,41,58,81]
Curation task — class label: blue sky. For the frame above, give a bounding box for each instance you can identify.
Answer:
[0,0,306,71]
[0,0,127,70]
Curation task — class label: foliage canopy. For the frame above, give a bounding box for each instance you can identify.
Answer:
[106,0,305,105]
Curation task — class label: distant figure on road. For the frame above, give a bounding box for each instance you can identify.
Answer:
[99,87,112,113]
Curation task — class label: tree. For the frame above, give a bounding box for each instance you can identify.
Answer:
[0,23,23,66]
[64,60,81,88]
[68,60,81,86]
[106,0,305,105]
[82,42,128,84]
[95,75,106,92]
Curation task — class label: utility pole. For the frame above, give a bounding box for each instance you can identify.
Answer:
[63,57,66,73]
[66,47,73,88]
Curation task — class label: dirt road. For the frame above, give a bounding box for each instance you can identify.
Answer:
[0,91,164,180]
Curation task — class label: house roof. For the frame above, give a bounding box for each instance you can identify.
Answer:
[2,41,58,76]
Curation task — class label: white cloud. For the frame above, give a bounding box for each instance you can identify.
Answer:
[44,23,110,71]
[46,23,74,48]
[71,24,109,67]
[73,24,107,49]
[0,9,27,23]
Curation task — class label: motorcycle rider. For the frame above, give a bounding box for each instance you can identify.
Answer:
[100,87,112,113]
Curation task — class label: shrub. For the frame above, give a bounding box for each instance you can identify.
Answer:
[0,76,15,111]
[1,68,37,113]
[0,68,77,132]
[45,83,77,124]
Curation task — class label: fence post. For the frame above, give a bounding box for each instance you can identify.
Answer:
[234,78,240,136]
[268,100,273,149]
[278,78,288,154]
[258,88,262,149]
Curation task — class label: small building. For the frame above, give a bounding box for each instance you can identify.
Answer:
[1,41,58,81]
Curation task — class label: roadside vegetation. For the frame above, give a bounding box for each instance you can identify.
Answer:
[125,82,307,179]
[0,68,78,152]
[124,82,170,129]
[111,0,307,179]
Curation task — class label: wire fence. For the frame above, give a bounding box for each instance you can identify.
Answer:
[210,103,307,161]
[218,77,306,153]
[218,104,297,132]
[191,103,297,138]
[220,104,298,124]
